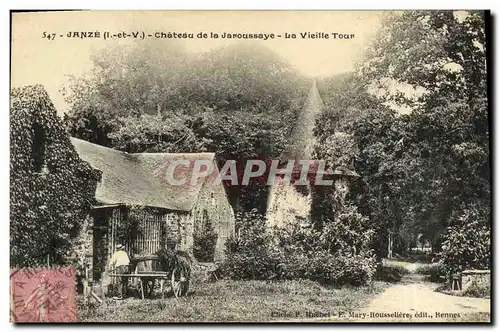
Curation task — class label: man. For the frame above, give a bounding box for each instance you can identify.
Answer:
[109,244,130,300]
[24,274,51,322]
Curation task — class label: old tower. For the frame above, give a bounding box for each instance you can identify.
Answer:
[266,80,324,228]
[266,80,359,228]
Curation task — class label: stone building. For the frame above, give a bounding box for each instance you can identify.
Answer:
[71,138,235,281]
[266,80,358,228]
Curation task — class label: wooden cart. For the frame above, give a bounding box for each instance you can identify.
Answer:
[109,254,189,299]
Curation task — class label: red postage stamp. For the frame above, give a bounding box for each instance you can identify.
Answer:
[10,267,77,323]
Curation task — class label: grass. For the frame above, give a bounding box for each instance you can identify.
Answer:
[437,280,491,299]
[78,279,390,322]
[383,259,415,270]
[414,263,439,274]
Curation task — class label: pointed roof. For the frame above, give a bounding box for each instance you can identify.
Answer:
[304,80,324,113]
[286,80,324,160]
[278,81,359,178]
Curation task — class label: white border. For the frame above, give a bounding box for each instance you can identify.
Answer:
[1,1,499,10]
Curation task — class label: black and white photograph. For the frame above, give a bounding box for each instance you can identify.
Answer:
[9,10,491,323]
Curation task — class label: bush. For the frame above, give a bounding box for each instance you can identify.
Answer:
[438,205,490,274]
[193,220,218,262]
[415,263,444,282]
[222,237,376,286]
[220,218,281,280]
[463,280,490,298]
[220,249,281,280]
[374,265,409,282]
[221,210,377,286]
[307,252,376,286]
[275,202,377,286]
[221,191,377,286]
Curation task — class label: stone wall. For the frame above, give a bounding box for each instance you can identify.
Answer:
[267,177,350,228]
[461,269,490,292]
[266,184,312,228]
[191,177,235,261]
[178,213,194,255]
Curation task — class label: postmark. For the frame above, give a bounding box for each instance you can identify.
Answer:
[10,267,77,323]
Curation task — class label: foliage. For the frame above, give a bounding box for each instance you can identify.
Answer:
[438,278,490,299]
[66,214,93,279]
[180,43,307,112]
[306,253,377,286]
[63,42,309,216]
[463,279,490,298]
[222,200,377,286]
[117,206,149,253]
[313,131,358,172]
[360,11,487,107]
[374,264,410,283]
[193,219,218,263]
[10,85,100,267]
[438,205,490,273]
[362,11,489,251]
[317,11,489,261]
[274,210,376,286]
[154,248,192,280]
[221,218,281,280]
[61,40,187,146]
[107,112,205,154]
[415,264,445,282]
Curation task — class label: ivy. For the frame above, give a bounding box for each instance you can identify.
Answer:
[10,85,101,267]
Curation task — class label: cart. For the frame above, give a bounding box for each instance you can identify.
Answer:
[109,254,190,299]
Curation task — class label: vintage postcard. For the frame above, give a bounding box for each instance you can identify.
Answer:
[10,10,491,323]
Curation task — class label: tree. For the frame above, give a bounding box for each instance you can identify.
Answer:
[315,72,402,258]
[360,11,487,108]
[63,42,310,216]
[359,11,490,254]
[62,40,188,146]
[438,203,490,272]
[316,11,489,261]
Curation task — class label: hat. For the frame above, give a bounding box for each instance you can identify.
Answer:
[116,244,124,250]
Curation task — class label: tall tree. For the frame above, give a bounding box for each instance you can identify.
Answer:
[360,11,489,252]
[317,11,490,261]
[63,41,310,215]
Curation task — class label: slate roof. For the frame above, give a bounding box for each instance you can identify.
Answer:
[71,137,217,211]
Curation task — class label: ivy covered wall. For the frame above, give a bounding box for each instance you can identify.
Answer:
[10,85,101,267]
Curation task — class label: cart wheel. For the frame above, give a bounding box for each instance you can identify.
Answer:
[171,267,189,298]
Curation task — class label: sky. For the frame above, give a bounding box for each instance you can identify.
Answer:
[11,11,385,113]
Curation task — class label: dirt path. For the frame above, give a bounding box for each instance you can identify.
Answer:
[286,274,490,323]
[355,275,491,322]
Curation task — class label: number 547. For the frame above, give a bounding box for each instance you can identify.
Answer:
[42,32,56,40]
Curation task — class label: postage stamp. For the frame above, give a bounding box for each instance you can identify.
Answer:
[9,10,491,323]
[10,267,77,323]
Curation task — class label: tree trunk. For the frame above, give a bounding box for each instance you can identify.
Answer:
[157,103,162,144]
[387,231,393,259]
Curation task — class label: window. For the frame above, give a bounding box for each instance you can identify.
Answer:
[32,123,47,173]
